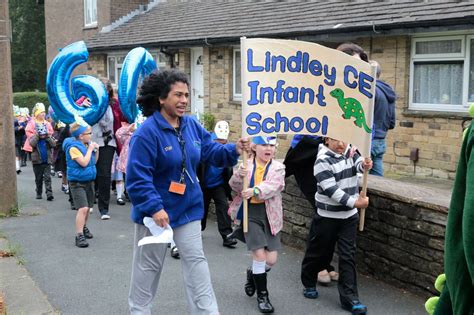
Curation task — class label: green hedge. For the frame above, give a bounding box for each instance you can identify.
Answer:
[13,92,49,112]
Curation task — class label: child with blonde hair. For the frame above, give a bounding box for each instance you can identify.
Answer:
[26,103,56,200]
[228,136,285,313]
[63,119,99,248]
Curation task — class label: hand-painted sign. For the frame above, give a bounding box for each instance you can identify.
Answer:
[241,38,376,156]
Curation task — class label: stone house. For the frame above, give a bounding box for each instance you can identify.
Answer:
[45,1,474,179]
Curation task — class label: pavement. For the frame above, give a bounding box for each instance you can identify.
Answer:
[0,164,426,315]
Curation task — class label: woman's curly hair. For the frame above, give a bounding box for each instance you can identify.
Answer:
[136,69,190,117]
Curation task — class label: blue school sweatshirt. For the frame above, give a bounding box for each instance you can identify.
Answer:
[126,111,239,228]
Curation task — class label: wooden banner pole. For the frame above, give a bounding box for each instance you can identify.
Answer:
[243,150,249,233]
[358,164,369,231]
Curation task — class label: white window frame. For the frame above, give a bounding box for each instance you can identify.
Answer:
[409,35,469,112]
[233,48,242,101]
[84,0,97,27]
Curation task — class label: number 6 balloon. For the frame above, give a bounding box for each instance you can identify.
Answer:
[118,47,157,123]
[46,41,108,125]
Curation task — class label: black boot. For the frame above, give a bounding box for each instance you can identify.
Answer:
[245,268,256,296]
[254,273,274,313]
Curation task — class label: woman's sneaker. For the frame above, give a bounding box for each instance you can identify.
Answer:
[329,271,339,281]
[75,233,89,248]
[170,246,180,259]
[317,270,331,285]
[342,300,367,315]
[62,184,69,194]
[117,198,126,205]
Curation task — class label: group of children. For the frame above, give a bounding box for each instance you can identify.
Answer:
[15,101,371,313]
[214,123,372,314]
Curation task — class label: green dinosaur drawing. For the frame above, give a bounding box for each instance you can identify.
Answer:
[330,88,372,133]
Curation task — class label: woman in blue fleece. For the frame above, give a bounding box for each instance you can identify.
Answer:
[126,69,249,314]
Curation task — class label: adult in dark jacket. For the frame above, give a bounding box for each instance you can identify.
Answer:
[126,69,249,314]
[369,60,396,176]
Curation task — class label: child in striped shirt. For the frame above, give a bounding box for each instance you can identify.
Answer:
[300,137,372,315]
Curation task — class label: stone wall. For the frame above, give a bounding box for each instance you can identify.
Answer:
[282,175,449,298]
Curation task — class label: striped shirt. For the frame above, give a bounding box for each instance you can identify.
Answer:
[314,144,364,219]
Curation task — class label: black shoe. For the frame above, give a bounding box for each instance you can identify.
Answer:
[223,236,238,248]
[342,300,367,315]
[228,226,246,243]
[16,170,21,174]
[36,195,42,199]
[117,198,126,205]
[245,268,256,296]
[83,226,93,239]
[257,292,274,313]
[170,246,180,259]
[47,195,54,201]
[75,234,89,248]
[71,205,77,211]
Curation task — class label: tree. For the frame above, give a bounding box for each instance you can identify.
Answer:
[9,0,46,92]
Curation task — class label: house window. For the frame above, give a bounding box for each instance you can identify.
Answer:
[153,52,168,71]
[107,56,124,86]
[107,52,168,86]
[84,0,97,27]
[233,49,241,100]
[410,35,473,112]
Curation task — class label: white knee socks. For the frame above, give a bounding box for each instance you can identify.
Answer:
[116,182,123,199]
[252,260,266,275]
[16,159,20,171]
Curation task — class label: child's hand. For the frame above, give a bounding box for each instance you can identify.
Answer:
[363,158,373,171]
[241,188,254,200]
[82,98,92,107]
[237,164,247,178]
[355,195,369,209]
[89,142,99,151]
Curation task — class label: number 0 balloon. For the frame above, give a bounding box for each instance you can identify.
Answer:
[46,41,108,125]
[118,47,157,123]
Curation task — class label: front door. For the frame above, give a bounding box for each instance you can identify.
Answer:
[191,47,204,117]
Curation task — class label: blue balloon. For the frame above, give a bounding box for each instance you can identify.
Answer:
[118,47,157,123]
[46,41,108,125]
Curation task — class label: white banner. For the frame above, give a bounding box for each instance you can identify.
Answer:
[241,38,376,157]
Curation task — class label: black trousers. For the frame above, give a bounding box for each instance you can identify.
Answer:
[95,145,115,214]
[201,185,232,239]
[301,213,359,306]
[33,163,52,197]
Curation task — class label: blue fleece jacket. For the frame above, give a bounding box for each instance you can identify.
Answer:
[126,111,240,228]
[373,80,396,139]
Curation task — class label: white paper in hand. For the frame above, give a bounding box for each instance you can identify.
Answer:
[138,217,174,246]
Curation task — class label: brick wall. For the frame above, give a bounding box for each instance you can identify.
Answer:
[364,36,464,179]
[45,0,152,68]
[45,0,90,68]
